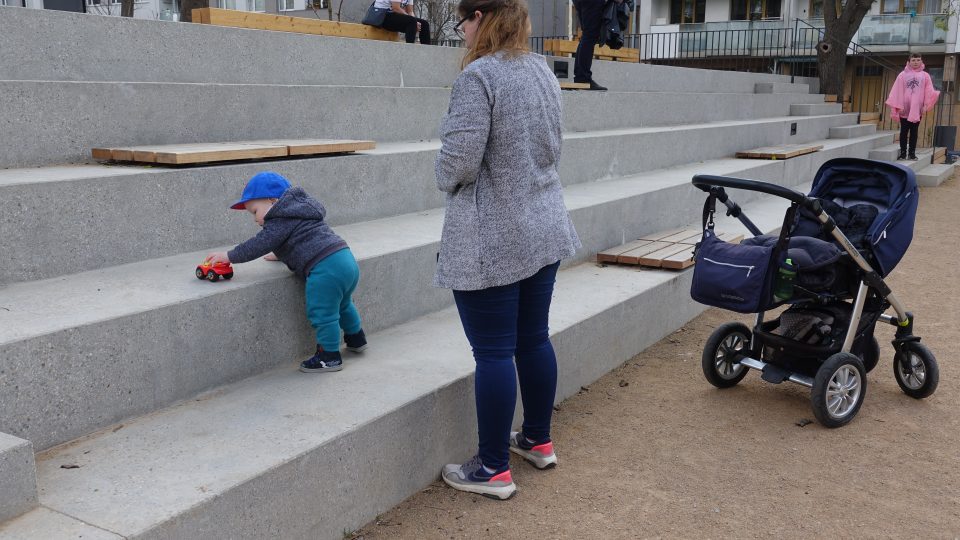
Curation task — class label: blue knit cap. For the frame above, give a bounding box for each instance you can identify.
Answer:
[230,171,291,210]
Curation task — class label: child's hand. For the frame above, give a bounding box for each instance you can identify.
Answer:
[205,252,231,265]
[264,252,279,261]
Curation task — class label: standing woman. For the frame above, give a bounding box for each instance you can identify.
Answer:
[435,0,581,500]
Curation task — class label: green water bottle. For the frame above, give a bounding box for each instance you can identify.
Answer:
[773,258,796,302]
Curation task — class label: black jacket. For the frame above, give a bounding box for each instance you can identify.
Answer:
[228,187,348,278]
[600,0,634,50]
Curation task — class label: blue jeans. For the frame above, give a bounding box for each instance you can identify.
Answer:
[452,261,561,470]
[305,248,362,351]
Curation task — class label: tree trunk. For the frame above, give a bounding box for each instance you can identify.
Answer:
[817,42,847,96]
[817,0,874,98]
[120,0,134,16]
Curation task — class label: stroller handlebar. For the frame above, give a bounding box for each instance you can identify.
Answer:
[692,175,815,210]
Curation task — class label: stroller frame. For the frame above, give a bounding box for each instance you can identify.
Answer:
[692,173,938,427]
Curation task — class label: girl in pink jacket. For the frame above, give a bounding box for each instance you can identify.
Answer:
[885,53,940,160]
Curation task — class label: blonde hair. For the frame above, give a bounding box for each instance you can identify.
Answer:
[459,0,531,68]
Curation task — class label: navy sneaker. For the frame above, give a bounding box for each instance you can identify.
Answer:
[344,329,368,353]
[299,346,343,373]
[441,455,516,500]
[509,432,558,469]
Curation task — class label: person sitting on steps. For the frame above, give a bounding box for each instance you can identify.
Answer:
[362,0,432,45]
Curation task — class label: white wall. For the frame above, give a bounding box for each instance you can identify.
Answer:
[704,0,728,22]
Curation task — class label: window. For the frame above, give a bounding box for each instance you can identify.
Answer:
[280,0,295,9]
[731,0,781,20]
[670,0,705,24]
[881,0,942,13]
[809,0,842,18]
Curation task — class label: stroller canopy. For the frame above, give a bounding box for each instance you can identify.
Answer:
[805,158,919,277]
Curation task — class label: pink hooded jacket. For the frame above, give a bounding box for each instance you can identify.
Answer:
[885,60,940,123]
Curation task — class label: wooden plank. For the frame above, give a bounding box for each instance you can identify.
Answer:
[617,241,673,264]
[823,94,839,102]
[636,227,688,242]
[637,243,693,268]
[195,8,400,42]
[716,232,744,244]
[543,39,639,61]
[660,245,697,269]
[859,112,880,123]
[559,82,590,90]
[240,139,376,156]
[657,229,702,244]
[596,239,654,263]
[109,142,286,165]
[91,148,115,161]
[736,144,823,160]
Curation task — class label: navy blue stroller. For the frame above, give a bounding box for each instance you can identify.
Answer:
[689,158,938,427]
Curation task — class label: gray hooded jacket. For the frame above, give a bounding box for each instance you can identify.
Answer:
[228,187,348,278]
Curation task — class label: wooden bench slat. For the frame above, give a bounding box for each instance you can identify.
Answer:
[93,139,376,165]
[637,243,693,268]
[736,144,823,160]
[543,39,639,62]
[617,241,673,264]
[193,8,399,42]
[597,239,654,262]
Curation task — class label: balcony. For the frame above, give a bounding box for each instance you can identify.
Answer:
[857,13,948,46]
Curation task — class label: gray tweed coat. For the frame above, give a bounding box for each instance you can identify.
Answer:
[434,52,581,290]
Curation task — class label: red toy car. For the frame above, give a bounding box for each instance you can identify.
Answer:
[195,261,234,282]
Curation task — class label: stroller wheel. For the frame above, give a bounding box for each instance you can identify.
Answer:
[702,322,751,388]
[811,353,866,428]
[893,342,939,399]
[858,337,880,373]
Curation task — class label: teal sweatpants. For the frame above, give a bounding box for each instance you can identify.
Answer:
[305,248,362,351]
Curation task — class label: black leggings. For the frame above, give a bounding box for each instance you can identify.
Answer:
[899,118,920,154]
[381,12,431,44]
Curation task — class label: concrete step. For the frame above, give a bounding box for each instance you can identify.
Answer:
[829,123,877,139]
[791,103,843,116]
[20,188,801,539]
[0,131,890,451]
[0,113,857,286]
[0,508,120,540]
[0,433,37,523]
[869,142,902,161]
[755,82,811,94]
[1,6,815,96]
[0,79,825,168]
[916,163,956,187]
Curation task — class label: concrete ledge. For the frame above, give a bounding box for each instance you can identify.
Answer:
[755,82,810,94]
[0,433,38,523]
[23,188,807,540]
[0,507,121,540]
[0,113,856,286]
[792,103,843,116]
[916,163,956,187]
[0,6,818,96]
[0,80,824,168]
[829,124,877,139]
[869,143,901,161]
[0,132,889,451]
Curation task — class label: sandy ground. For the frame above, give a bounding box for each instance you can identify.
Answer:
[352,172,960,539]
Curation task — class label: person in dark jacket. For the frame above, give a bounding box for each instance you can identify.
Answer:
[205,171,368,373]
